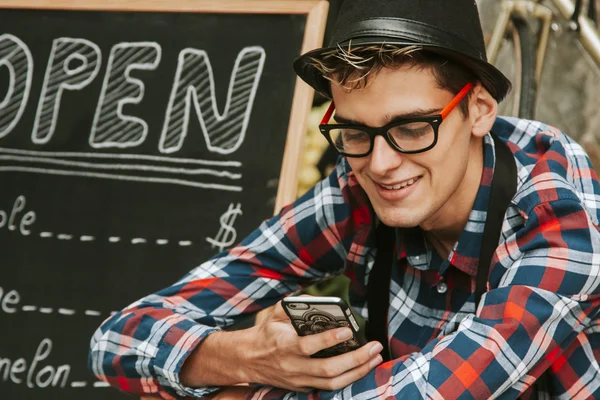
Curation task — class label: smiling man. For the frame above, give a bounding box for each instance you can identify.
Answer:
[89,0,600,399]
[326,66,485,250]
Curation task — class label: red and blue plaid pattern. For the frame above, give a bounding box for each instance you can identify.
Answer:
[89,117,600,399]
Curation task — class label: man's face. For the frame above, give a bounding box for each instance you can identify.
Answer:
[330,66,482,230]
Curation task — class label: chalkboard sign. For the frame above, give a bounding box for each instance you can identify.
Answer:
[0,0,328,398]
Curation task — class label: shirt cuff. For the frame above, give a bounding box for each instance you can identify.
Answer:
[151,322,223,398]
[247,386,299,400]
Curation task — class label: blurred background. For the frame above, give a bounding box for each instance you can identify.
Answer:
[296,0,600,299]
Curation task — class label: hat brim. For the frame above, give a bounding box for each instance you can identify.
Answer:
[294,38,512,102]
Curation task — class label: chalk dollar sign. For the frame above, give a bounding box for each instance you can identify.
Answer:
[206,203,242,252]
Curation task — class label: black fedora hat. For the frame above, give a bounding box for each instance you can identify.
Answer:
[294,0,511,101]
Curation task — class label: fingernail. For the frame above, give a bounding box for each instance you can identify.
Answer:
[370,355,383,369]
[369,343,383,356]
[336,328,353,340]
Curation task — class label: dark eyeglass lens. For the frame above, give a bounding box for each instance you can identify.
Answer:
[328,128,371,155]
[387,122,435,151]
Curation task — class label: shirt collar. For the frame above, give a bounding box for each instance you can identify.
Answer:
[396,133,496,277]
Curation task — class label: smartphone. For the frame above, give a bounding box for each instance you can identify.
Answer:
[282,296,365,358]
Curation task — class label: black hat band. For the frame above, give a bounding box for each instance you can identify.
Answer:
[331,18,486,62]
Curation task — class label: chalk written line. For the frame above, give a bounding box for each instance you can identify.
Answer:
[2,194,197,246]
[1,285,117,319]
[0,153,242,178]
[1,195,192,246]
[0,148,244,191]
[20,306,117,317]
[0,292,112,388]
[0,338,110,389]
[71,381,110,388]
[0,166,243,191]
[38,231,194,247]
[0,146,243,166]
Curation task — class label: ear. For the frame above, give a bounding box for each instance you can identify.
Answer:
[469,83,497,138]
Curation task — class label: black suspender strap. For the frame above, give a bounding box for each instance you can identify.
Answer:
[477,133,518,305]
[365,222,395,361]
[366,133,517,362]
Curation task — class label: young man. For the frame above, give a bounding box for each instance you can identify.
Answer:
[89,1,600,399]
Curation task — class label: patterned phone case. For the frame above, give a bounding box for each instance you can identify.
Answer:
[282,297,363,358]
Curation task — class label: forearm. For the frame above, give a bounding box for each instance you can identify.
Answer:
[89,165,356,397]
[180,327,256,388]
[89,307,221,398]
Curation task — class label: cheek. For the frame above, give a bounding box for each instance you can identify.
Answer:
[422,145,468,190]
[346,159,371,191]
[347,158,367,177]
[430,152,470,198]
[438,113,472,145]
[430,122,472,170]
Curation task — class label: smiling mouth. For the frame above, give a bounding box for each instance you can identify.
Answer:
[378,176,421,190]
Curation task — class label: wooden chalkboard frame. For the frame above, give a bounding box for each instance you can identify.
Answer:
[0,0,329,214]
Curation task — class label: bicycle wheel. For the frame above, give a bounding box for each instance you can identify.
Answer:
[494,16,537,120]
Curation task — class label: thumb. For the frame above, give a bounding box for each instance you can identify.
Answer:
[255,302,289,325]
[270,301,291,321]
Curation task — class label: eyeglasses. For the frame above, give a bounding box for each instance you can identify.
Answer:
[319,82,473,157]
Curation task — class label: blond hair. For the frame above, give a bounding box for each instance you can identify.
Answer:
[307,43,476,116]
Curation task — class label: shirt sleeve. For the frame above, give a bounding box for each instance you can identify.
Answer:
[88,162,371,399]
[248,197,600,400]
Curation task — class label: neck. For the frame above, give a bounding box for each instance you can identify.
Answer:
[424,229,457,259]
[421,137,485,259]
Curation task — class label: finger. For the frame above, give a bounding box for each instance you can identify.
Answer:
[295,327,356,356]
[268,382,313,393]
[309,354,383,391]
[209,386,256,399]
[303,341,383,378]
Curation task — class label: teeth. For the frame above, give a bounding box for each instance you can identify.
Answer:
[381,178,417,190]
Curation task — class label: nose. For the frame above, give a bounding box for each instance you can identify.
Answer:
[368,136,404,176]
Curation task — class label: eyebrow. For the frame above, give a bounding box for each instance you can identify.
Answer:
[334,108,442,126]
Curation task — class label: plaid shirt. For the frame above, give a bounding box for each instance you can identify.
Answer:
[89,117,600,399]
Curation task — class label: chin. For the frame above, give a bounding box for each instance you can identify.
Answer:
[375,208,424,228]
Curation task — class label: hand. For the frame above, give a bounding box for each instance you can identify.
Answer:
[140,386,254,400]
[241,299,383,392]
[207,386,255,399]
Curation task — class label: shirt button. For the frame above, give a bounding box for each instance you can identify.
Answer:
[436,281,448,294]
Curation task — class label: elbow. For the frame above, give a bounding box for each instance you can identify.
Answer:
[87,311,124,384]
